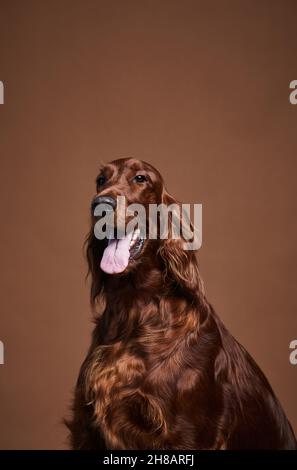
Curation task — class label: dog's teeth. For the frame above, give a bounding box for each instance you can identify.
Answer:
[129,228,142,250]
[129,239,137,248]
[132,229,140,240]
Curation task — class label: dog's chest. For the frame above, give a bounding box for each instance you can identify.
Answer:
[87,342,169,448]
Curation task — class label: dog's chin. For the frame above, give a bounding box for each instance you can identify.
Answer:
[99,227,146,275]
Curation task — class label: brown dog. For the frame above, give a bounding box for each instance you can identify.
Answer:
[67,158,296,450]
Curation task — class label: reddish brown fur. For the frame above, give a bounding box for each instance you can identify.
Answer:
[66,158,296,450]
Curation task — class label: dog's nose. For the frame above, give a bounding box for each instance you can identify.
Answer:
[91,195,117,214]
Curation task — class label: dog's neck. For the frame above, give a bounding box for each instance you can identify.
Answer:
[103,257,165,304]
[97,254,207,345]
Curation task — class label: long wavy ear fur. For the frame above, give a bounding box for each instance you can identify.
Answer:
[85,223,106,310]
[158,190,205,299]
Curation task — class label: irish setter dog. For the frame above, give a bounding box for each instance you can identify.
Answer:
[67,158,296,450]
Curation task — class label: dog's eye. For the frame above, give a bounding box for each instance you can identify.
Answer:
[96,176,106,187]
[134,175,147,183]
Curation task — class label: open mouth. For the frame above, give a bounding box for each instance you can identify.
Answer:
[100,227,145,275]
[129,228,145,260]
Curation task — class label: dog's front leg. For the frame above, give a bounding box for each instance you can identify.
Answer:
[66,367,107,450]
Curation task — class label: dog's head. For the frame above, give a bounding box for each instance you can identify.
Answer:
[86,158,203,306]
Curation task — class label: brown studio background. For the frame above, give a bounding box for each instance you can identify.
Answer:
[0,0,296,449]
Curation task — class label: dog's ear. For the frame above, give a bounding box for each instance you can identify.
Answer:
[158,189,204,298]
[85,224,105,310]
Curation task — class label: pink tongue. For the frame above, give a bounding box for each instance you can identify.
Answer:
[100,231,133,274]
